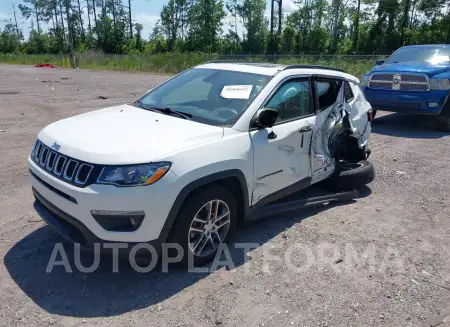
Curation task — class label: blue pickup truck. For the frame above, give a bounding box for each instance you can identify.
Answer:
[360,44,450,131]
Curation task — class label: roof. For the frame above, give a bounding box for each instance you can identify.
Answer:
[197,62,284,76]
[196,61,348,77]
[400,44,450,48]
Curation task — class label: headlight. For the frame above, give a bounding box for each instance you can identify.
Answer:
[429,78,450,90]
[97,162,171,186]
[360,75,370,87]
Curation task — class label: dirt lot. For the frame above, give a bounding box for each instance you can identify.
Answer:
[0,64,450,327]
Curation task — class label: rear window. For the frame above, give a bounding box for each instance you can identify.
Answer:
[344,81,354,103]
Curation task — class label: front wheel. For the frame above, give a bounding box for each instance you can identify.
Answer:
[167,185,237,267]
[324,160,375,191]
[436,98,450,132]
[436,113,450,132]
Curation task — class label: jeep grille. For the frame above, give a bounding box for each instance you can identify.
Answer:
[30,140,99,187]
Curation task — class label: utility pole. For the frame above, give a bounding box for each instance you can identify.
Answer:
[270,0,274,36]
[278,0,282,34]
[270,0,283,35]
[128,0,133,38]
[65,0,77,69]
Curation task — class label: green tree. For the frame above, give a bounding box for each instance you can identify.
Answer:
[187,0,225,52]
[236,0,268,53]
[18,0,43,34]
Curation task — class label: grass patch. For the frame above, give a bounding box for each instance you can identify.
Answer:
[0,52,376,78]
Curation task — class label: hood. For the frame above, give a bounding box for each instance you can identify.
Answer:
[38,104,224,164]
[370,61,450,76]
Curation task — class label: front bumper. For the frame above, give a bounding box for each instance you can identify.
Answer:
[362,88,448,114]
[29,156,179,244]
[33,188,164,254]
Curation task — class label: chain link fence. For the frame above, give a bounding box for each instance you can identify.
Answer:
[0,52,390,76]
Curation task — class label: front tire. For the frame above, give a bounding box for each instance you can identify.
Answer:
[436,113,450,132]
[167,185,237,267]
[436,98,450,132]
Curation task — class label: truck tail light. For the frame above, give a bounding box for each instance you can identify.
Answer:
[368,109,374,122]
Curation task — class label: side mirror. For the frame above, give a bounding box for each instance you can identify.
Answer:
[255,108,278,128]
[376,59,385,65]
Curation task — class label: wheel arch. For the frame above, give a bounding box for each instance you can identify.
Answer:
[159,169,250,242]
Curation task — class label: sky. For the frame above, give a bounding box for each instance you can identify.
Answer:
[0,0,299,40]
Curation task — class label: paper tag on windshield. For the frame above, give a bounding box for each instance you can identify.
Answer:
[220,85,253,99]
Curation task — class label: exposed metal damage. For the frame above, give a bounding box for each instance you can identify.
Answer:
[311,83,372,184]
[249,70,372,207]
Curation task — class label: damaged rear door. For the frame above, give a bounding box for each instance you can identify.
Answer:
[250,76,315,205]
[310,76,344,183]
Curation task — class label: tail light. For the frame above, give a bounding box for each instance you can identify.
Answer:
[368,109,374,122]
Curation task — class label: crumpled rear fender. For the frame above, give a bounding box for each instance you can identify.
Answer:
[311,83,371,184]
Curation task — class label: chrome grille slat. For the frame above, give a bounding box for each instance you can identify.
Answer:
[63,159,79,181]
[53,155,67,176]
[40,147,49,166]
[369,73,429,91]
[74,164,94,184]
[30,140,96,187]
[35,142,43,161]
[46,151,57,170]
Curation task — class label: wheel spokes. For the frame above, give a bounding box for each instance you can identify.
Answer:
[188,199,231,257]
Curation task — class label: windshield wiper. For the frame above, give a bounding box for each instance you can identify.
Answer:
[133,100,192,119]
[156,107,192,119]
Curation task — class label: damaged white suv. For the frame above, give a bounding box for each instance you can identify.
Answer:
[29,62,374,265]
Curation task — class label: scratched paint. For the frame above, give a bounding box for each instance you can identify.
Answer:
[277,143,295,155]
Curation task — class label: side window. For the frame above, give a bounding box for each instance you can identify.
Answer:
[314,78,343,111]
[344,81,354,103]
[265,78,311,122]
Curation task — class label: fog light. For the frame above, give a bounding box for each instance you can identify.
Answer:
[91,210,145,231]
[129,217,138,227]
[428,102,439,108]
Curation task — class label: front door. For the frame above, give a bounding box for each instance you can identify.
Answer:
[250,77,316,205]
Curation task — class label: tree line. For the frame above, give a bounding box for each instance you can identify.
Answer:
[1,0,450,56]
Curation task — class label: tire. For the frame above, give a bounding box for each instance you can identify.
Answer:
[436,97,450,132]
[372,109,377,120]
[167,184,238,267]
[324,160,375,191]
[436,113,450,132]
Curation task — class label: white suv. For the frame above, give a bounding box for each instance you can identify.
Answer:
[29,62,374,265]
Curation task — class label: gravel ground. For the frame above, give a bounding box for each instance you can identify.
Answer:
[0,64,450,327]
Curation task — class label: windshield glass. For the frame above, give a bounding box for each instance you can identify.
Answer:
[137,68,272,126]
[387,46,450,64]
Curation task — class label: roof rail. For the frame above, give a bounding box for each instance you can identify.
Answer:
[281,65,345,73]
[203,60,282,66]
[203,60,252,64]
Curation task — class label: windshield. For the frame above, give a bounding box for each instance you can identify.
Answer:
[387,46,450,64]
[137,68,272,126]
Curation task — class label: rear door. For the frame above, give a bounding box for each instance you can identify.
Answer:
[310,76,344,182]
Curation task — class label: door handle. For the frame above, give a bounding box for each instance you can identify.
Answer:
[299,125,313,133]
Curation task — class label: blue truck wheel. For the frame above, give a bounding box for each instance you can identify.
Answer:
[436,98,450,132]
